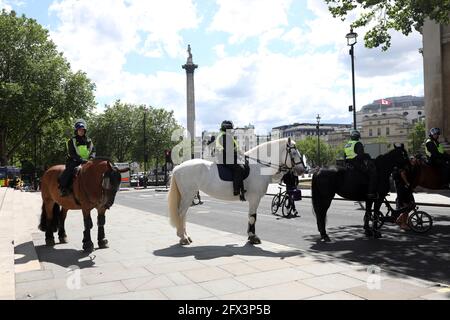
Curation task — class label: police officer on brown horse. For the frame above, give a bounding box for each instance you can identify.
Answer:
[215,120,246,201]
[59,119,96,196]
[344,129,378,199]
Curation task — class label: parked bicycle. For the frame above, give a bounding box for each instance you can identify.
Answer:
[369,196,433,233]
[271,186,300,217]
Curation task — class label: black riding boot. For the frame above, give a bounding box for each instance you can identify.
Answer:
[59,161,79,196]
[233,165,246,201]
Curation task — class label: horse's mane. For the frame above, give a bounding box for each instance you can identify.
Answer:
[244,138,290,157]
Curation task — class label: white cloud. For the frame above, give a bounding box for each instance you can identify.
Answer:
[209,0,292,44]
[48,0,200,98]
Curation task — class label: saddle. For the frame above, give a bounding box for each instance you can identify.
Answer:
[217,163,250,182]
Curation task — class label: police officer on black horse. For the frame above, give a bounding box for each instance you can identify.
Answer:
[344,129,378,199]
[215,120,246,201]
[59,119,96,196]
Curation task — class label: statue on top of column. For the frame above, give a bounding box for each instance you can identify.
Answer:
[187,44,193,63]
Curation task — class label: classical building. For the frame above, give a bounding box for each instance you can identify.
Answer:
[360,113,413,149]
[356,96,425,125]
[271,123,352,147]
[423,16,450,147]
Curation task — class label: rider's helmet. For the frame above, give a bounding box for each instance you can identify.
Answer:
[220,120,234,132]
[429,127,440,137]
[350,130,361,141]
[74,119,87,134]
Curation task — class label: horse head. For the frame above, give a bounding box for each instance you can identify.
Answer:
[101,162,130,209]
[286,137,306,176]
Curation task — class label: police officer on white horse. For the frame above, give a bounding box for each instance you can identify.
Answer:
[215,120,247,201]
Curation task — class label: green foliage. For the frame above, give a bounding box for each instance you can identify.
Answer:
[408,121,426,154]
[324,0,450,50]
[296,136,337,167]
[0,10,96,165]
[88,101,181,167]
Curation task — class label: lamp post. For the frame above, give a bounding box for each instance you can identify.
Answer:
[143,108,148,189]
[316,114,321,167]
[346,26,358,130]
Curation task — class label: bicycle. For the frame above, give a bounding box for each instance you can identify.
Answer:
[271,186,299,217]
[369,197,433,233]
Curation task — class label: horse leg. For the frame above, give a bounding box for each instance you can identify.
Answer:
[97,209,109,249]
[178,197,194,245]
[364,200,374,237]
[58,208,68,243]
[44,201,56,246]
[82,210,94,252]
[247,197,262,245]
[372,201,383,239]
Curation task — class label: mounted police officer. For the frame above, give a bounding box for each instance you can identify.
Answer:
[59,119,96,196]
[344,130,378,199]
[425,127,450,187]
[215,120,246,201]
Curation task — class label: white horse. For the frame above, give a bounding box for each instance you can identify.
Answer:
[168,138,305,245]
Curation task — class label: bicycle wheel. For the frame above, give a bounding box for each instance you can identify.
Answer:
[408,211,433,233]
[281,195,293,217]
[192,194,200,205]
[367,210,385,230]
[271,194,281,214]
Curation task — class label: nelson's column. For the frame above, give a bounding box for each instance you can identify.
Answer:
[182,45,198,159]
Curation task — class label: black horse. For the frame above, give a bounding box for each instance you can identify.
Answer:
[311,144,409,242]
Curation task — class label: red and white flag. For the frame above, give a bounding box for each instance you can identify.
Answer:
[380,99,391,105]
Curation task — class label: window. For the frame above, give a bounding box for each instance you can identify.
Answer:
[386,127,390,135]
[377,128,381,136]
[369,129,373,137]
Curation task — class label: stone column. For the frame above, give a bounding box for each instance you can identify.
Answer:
[182,45,198,159]
[423,16,450,145]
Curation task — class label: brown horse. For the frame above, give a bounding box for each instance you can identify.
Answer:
[408,157,447,190]
[38,158,129,252]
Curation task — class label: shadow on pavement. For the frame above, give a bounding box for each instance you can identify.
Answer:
[31,245,96,269]
[306,215,450,284]
[153,242,305,260]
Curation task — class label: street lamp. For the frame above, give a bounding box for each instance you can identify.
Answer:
[143,107,148,189]
[346,26,358,130]
[316,114,321,167]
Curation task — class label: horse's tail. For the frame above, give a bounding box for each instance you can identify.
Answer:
[168,175,182,229]
[38,203,61,232]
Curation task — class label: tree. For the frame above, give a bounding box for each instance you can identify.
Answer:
[89,101,137,162]
[296,136,336,167]
[408,121,426,155]
[0,10,96,165]
[324,0,450,50]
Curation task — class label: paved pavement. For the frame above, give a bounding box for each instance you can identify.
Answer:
[1,187,449,300]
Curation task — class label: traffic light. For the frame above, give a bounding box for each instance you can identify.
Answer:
[165,149,172,164]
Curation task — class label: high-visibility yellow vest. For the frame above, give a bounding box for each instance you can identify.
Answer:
[344,140,359,159]
[215,131,238,152]
[425,138,444,157]
[67,138,92,160]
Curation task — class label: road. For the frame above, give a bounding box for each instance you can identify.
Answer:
[116,189,450,285]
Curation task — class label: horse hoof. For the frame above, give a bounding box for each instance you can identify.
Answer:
[83,242,94,252]
[98,239,109,249]
[179,238,191,246]
[59,237,68,244]
[248,236,261,245]
[364,229,373,237]
[45,238,55,246]
[321,235,331,242]
[373,232,382,239]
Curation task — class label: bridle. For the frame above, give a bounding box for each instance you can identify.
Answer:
[246,140,305,173]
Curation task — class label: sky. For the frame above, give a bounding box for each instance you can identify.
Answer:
[2,0,424,135]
